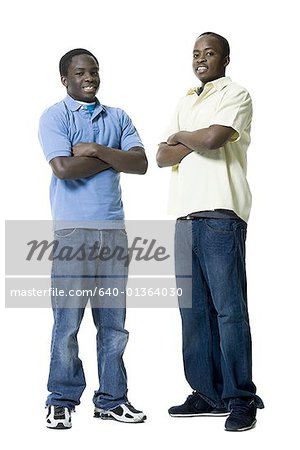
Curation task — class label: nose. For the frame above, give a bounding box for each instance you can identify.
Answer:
[197,53,206,63]
[84,72,94,81]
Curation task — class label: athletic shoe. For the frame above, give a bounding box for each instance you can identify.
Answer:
[168,391,228,417]
[94,402,146,423]
[46,405,72,429]
[225,399,257,432]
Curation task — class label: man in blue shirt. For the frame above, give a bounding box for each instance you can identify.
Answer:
[39,48,148,428]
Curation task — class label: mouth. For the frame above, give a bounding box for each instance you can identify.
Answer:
[196,65,208,74]
[82,85,97,93]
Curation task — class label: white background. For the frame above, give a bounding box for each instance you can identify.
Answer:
[2,0,300,448]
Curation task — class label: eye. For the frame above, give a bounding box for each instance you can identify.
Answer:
[206,51,214,57]
[75,72,84,76]
[193,53,199,59]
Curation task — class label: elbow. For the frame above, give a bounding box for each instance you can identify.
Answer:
[205,140,219,151]
[134,154,148,174]
[129,156,148,174]
[156,153,162,167]
[54,170,67,180]
[140,156,148,174]
[156,150,165,168]
[156,143,172,168]
[207,141,225,150]
[50,159,69,180]
[141,163,148,174]
[203,128,230,150]
[51,167,66,180]
[52,165,69,180]
[202,135,223,151]
[122,154,148,174]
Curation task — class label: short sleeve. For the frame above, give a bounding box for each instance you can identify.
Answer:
[117,109,144,151]
[38,108,72,162]
[210,87,252,142]
[160,97,185,142]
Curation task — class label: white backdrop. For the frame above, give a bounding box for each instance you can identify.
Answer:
[2,0,300,448]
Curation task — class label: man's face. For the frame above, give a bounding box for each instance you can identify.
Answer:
[192,35,229,84]
[61,54,100,102]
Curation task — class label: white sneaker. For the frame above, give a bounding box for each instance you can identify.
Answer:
[46,405,72,429]
[94,402,146,423]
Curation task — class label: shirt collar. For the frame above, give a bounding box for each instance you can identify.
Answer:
[64,94,105,114]
[187,76,232,96]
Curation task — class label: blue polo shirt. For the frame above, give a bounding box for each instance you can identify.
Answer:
[38,95,144,226]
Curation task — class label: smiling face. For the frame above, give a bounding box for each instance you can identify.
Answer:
[192,35,229,85]
[61,54,100,102]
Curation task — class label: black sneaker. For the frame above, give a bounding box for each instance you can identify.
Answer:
[168,392,228,417]
[94,402,146,423]
[46,405,72,429]
[225,399,257,432]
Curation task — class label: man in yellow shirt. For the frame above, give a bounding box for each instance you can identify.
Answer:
[157,32,264,432]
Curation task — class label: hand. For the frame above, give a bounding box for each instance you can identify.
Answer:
[167,133,179,145]
[73,143,97,157]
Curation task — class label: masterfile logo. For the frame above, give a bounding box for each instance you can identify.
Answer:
[5,220,192,308]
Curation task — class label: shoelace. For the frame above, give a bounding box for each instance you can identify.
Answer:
[187,391,200,401]
[54,406,66,417]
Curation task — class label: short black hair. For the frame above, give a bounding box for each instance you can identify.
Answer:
[59,48,99,77]
[197,32,230,58]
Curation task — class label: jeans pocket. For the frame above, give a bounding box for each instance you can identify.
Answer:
[54,228,77,238]
[204,219,237,233]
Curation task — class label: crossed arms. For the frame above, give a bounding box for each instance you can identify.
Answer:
[156,125,236,167]
[50,143,148,180]
[50,124,233,179]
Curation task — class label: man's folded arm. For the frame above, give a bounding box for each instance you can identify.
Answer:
[73,144,148,175]
[50,156,111,180]
[169,125,236,152]
[156,143,192,168]
[156,125,236,168]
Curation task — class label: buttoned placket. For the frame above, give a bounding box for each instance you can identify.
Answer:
[79,108,95,141]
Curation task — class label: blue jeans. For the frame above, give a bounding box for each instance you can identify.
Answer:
[46,228,129,411]
[175,218,264,409]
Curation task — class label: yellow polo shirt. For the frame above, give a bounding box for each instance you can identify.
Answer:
[165,76,253,222]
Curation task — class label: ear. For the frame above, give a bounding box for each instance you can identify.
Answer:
[61,76,68,88]
[224,56,230,67]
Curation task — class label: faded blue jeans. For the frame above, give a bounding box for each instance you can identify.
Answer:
[175,218,264,409]
[46,228,129,411]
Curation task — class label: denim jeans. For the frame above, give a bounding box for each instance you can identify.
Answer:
[175,218,264,409]
[46,228,129,411]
